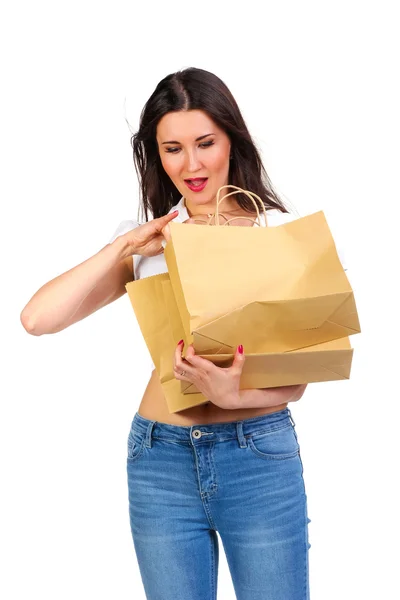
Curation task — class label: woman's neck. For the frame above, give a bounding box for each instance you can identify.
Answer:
[184,198,255,218]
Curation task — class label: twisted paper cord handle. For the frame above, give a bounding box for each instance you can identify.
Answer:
[212,185,268,227]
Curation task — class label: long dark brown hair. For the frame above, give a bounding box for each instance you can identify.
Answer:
[131,67,288,221]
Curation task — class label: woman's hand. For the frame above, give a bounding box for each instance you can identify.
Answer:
[121,210,178,258]
[173,341,245,409]
[173,341,307,410]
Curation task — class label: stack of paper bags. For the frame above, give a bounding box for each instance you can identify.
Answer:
[126,210,360,413]
[163,209,361,402]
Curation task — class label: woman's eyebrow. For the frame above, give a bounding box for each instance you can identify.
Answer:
[161,133,215,145]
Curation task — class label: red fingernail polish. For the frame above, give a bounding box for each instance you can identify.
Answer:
[177,339,184,346]
[238,344,243,354]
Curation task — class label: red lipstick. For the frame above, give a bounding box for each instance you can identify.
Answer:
[184,178,208,192]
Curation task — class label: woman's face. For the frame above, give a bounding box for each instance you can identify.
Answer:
[156,109,232,215]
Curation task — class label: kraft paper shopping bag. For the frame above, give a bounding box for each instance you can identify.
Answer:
[125,273,209,413]
[164,185,360,357]
[180,337,354,394]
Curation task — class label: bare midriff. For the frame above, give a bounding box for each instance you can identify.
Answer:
[137,369,288,426]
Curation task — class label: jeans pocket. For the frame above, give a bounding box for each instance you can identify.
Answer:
[127,430,146,462]
[248,424,300,460]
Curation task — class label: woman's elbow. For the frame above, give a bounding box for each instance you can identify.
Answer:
[20,309,39,335]
[291,384,307,402]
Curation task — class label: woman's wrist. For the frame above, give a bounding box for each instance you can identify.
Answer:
[111,234,137,261]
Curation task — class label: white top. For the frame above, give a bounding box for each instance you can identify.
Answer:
[109,197,347,371]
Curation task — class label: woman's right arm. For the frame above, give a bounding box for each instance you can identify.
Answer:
[20,210,178,336]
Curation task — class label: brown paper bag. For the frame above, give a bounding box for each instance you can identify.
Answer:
[125,273,210,413]
[180,337,354,394]
[164,185,360,356]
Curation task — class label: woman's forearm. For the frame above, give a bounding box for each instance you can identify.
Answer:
[236,384,307,409]
[20,235,130,336]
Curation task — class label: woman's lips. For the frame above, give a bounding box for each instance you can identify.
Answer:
[184,178,208,192]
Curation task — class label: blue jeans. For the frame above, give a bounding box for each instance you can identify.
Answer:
[126,407,311,599]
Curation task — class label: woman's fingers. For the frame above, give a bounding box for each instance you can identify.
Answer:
[159,210,179,245]
[161,223,171,244]
[184,344,212,371]
[173,341,194,380]
[158,210,195,248]
[154,210,178,234]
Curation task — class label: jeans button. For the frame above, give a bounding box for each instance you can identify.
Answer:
[192,429,202,439]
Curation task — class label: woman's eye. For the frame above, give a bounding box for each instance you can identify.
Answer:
[165,141,214,154]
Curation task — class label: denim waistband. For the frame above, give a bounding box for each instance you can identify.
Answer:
[130,407,295,446]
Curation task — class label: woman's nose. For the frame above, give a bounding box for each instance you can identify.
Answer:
[185,150,202,172]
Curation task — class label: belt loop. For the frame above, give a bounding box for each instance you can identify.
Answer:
[144,421,156,448]
[288,408,296,428]
[236,422,247,448]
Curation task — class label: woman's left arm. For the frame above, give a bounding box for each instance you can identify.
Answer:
[174,341,307,410]
[236,384,307,409]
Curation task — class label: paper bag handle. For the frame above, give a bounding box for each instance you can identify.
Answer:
[213,185,268,227]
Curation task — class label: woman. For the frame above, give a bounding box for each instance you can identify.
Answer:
[21,68,311,600]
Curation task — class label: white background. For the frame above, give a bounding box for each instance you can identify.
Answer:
[1,1,399,598]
